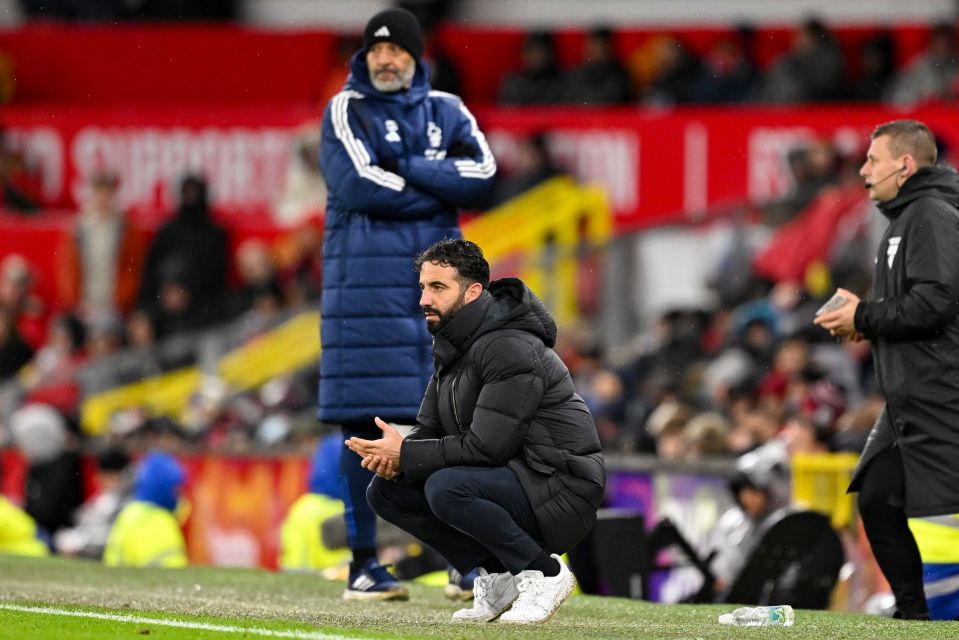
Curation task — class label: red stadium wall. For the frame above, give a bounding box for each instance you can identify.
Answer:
[0,23,937,107]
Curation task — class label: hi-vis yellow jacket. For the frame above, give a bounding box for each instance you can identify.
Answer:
[279,493,349,572]
[103,500,187,568]
[0,496,49,557]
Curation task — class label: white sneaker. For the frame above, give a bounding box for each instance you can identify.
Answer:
[451,569,519,622]
[498,555,576,624]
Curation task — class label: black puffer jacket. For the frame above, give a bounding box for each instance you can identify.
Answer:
[400,278,606,553]
[849,165,959,517]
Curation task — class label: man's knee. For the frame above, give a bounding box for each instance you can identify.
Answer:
[423,468,469,518]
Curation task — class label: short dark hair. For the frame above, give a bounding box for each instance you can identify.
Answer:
[414,239,490,290]
[872,119,938,167]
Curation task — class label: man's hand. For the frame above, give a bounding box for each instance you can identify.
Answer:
[345,417,403,477]
[813,287,862,340]
[362,454,398,480]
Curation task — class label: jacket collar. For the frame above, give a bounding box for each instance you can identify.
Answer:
[432,291,492,372]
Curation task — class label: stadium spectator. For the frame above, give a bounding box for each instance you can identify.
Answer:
[55,171,147,318]
[278,432,350,573]
[0,494,50,557]
[487,132,560,207]
[691,36,758,104]
[54,447,132,560]
[0,307,32,380]
[103,450,188,568]
[886,23,959,106]
[317,7,495,602]
[137,174,229,332]
[0,136,42,213]
[641,36,703,106]
[706,440,791,593]
[497,31,565,105]
[0,254,46,350]
[849,32,896,102]
[8,403,84,543]
[564,27,632,105]
[815,119,959,620]
[351,239,605,624]
[758,18,845,103]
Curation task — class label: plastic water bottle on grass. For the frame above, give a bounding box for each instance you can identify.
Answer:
[718,605,795,627]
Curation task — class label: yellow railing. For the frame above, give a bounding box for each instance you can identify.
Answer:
[464,176,612,328]
[791,452,860,529]
[80,178,611,436]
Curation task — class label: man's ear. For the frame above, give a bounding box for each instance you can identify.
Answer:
[464,282,483,304]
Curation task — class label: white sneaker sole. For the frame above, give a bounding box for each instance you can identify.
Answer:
[498,574,576,624]
[342,586,410,602]
[452,592,519,623]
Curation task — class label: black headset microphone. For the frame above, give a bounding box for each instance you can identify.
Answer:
[865,165,906,189]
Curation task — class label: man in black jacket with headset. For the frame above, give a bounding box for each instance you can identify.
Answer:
[345,239,606,624]
[816,119,959,620]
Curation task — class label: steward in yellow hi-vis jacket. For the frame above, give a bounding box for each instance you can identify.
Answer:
[279,433,350,572]
[0,496,50,557]
[910,515,959,620]
[104,451,187,568]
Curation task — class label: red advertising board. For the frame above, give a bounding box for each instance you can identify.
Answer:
[4,103,959,232]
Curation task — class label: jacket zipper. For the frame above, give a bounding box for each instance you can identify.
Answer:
[451,375,461,426]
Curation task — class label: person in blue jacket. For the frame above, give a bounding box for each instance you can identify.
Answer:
[317,7,496,601]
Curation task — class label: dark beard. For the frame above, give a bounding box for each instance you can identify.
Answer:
[424,298,465,335]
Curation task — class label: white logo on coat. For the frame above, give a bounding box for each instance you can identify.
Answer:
[384,120,401,143]
[887,236,901,268]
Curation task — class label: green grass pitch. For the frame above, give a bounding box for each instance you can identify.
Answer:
[0,555,956,639]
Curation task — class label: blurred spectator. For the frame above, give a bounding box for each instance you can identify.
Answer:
[498,31,564,105]
[274,125,326,229]
[759,18,845,103]
[886,22,959,106]
[103,450,188,568]
[224,239,282,319]
[423,23,461,96]
[850,32,896,102]
[138,174,229,332]
[706,440,790,592]
[53,447,132,559]
[691,37,758,103]
[684,411,732,459]
[642,36,703,106]
[0,494,50,557]
[9,403,84,542]
[488,132,560,206]
[55,171,147,317]
[645,400,692,460]
[564,27,632,105]
[17,312,86,414]
[0,254,46,349]
[279,432,350,573]
[0,135,42,213]
[0,308,32,380]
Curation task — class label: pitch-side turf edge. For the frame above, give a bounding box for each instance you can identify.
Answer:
[0,603,369,640]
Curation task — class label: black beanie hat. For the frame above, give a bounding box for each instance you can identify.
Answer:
[363,8,423,61]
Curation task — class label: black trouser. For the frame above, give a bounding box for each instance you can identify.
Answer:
[367,466,545,575]
[856,445,929,619]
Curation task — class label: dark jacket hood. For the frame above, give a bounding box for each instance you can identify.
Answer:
[878,165,959,219]
[433,278,557,370]
[346,51,431,107]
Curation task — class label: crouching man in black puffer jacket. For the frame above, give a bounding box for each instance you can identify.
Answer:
[345,239,606,624]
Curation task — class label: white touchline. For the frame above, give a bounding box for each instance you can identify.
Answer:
[0,603,365,640]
